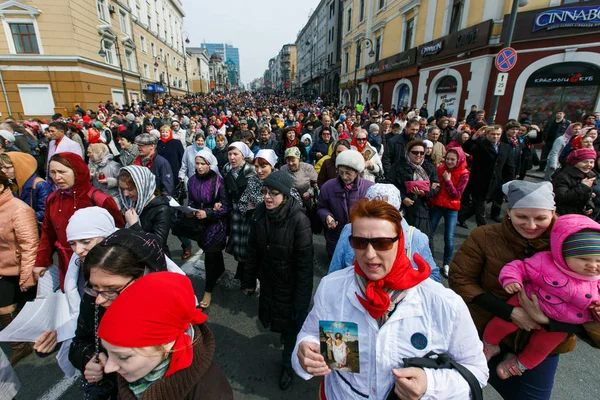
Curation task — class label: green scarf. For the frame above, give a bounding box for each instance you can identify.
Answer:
[128,356,171,399]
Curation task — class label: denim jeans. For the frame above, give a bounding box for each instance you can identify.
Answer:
[489,349,559,400]
[430,207,458,266]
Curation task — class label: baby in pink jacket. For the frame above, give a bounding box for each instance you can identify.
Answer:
[483,214,600,380]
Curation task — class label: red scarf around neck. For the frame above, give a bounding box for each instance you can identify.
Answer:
[160,130,173,143]
[354,234,431,320]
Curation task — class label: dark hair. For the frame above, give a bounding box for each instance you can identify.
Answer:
[82,243,147,281]
[49,121,67,133]
[0,170,10,193]
[407,139,426,153]
[408,120,420,129]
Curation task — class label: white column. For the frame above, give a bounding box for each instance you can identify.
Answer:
[425,0,439,42]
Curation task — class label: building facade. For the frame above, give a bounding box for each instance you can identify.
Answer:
[187,47,210,93]
[0,0,191,118]
[200,43,240,87]
[337,0,600,126]
[270,44,297,92]
[296,0,343,99]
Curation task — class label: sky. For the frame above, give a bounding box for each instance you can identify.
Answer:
[182,0,321,85]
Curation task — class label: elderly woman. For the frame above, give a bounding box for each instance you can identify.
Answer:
[317,150,374,257]
[294,199,488,399]
[388,140,440,242]
[223,142,256,280]
[316,139,351,187]
[449,180,600,399]
[87,143,121,204]
[552,148,597,216]
[351,130,383,182]
[242,171,313,391]
[328,183,440,282]
[281,147,318,205]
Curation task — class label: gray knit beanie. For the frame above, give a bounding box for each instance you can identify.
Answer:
[369,123,380,134]
[502,180,556,210]
[263,171,294,197]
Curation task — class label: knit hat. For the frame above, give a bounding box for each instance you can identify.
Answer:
[82,115,91,125]
[422,139,433,149]
[263,170,294,197]
[369,124,380,133]
[98,272,207,378]
[0,130,15,143]
[66,207,117,242]
[125,113,135,122]
[284,146,301,160]
[134,132,157,146]
[336,149,365,173]
[563,229,600,259]
[566,148,597,166]
[502,180,556,210]
[504,121,521,131]
[255,149,278,168]
[366,184,402,211]
[301,133,313,146]
[119,129,135,144]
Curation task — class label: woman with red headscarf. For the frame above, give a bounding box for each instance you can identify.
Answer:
[33,152,124,289]
[294,199,488,399]
[98,272,233,399]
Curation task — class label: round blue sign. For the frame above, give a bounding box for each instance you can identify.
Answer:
[496,47,518,73]
[410,332,428,350]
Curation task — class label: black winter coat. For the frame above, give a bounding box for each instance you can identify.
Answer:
[213,147,229,174]
[501,135,522,181]
[382,132,412,175]
[462,138,515,201]
[224,162,256,203]
[552,165,595,216]
[243,199,314,334]
[130,195,172,251]
[156,139,185,189]
[310,138,332,162]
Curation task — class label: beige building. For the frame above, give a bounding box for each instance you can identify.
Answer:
[0,0,191,119]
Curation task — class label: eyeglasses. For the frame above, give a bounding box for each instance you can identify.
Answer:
[410,151,425,156]
[349,236,400,251]
[337,168,357,178]
[356,138,367,142]
[83,277,135,300]
[262,188,282,198]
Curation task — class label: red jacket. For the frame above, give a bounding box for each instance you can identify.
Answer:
[430,148,470,211]
[36,152,125,289]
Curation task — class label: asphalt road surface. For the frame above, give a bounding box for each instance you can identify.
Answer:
[4,199,600,399]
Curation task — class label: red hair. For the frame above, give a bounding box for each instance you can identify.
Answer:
[254,157,271,167]
[350,199,402,238]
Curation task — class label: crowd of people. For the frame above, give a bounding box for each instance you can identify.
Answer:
[0,90,599,400]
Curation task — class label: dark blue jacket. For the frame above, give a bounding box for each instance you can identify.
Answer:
[18,175,52,222]
[149,154,174,195]
[156,139,184,191]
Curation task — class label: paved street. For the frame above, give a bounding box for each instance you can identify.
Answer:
[4,200,600,399]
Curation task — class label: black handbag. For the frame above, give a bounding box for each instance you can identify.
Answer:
[386,351,483,400]
[172,213,208,241]
[173,180,187,205]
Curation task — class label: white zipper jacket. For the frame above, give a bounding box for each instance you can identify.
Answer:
[293,267,489,399]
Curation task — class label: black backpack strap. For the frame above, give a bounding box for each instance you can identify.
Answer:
[387,351,483,400]
[90,189,99,206]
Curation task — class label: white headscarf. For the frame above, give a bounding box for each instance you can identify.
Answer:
[66,206,117,241]
[118,165,157,215]
[255,149,278,168]
[366,184,402,211]
[228,141,254,160]
[196,149,222,177]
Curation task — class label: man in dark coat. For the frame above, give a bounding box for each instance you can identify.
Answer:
[538,110,570,171]
[458,126,515,227]
[257,126,278,151]
[382,120,420,175]
[133,133,174,195]
[419,103,429,119]
[434,103,448,120]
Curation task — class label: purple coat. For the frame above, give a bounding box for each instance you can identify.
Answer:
[187,171,230,252]
[317,176,374,256]
[499,214,600,324]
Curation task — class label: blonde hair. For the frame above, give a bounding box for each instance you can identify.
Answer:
[88,143,109,161]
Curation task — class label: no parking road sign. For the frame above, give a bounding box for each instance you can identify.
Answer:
[495,47,517,72]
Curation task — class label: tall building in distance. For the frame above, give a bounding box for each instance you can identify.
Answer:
[200,42,240,87]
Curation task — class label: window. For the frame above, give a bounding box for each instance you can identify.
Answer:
[140,35,147,53]
[103,40,114,64]
[135,4,141,18]
[143,63,149,78]
[404,18,414,51]
[125,50,134,71]
[356,43,361,69]
[151,42,156,57]
[154,67,159,81]
[97,0,108,22]
[146,13,151,27]
[159,48,163,60]
[330,2,335,18]
[379,0,385,9]
[344,50,349,73]
[119,10,128,34]
[156,12,160,33]
[375,36,381,62]
[18,85,55,116]
[347,8,352,32]
[449,0,464,34]
[359,0,365,22]
[10,23,40,54]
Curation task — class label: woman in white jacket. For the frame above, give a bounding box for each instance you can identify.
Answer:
[294,199,488,399]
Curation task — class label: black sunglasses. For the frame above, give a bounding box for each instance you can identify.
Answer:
[410,151,425,156]
[349,236,399,251]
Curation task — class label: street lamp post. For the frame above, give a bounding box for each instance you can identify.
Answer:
[305,39,313,98]
[154,55,171,96]
[353,38,375,105]
[176,60,190,96]
[98,37,129,106]
[488,0,529,124]
[183,33,191,96]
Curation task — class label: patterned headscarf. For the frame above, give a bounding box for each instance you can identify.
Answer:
[118,165,157,215]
